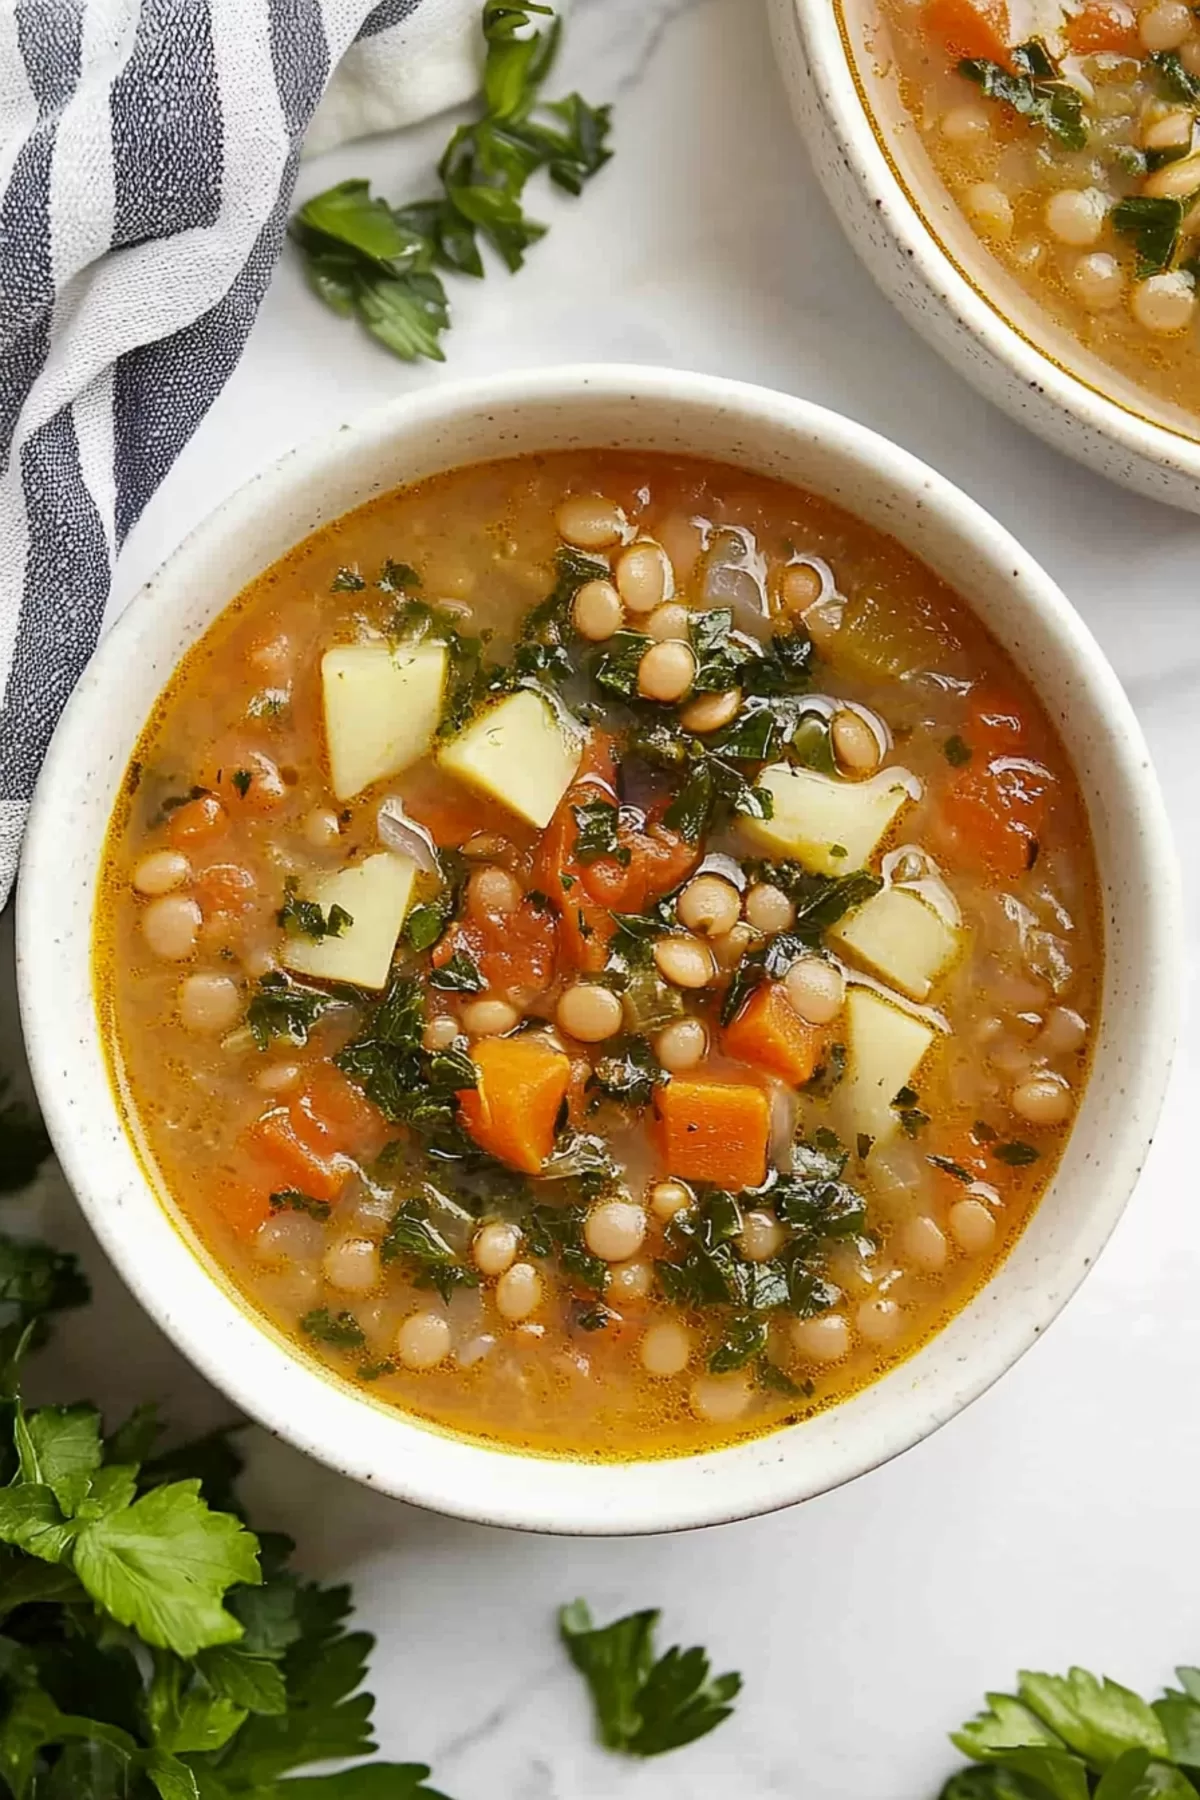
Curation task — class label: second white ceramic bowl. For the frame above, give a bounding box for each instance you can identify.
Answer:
[17,365,1180,1533]
[771,0,1200,512]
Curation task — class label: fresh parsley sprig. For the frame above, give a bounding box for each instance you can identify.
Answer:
[940,1663,1200,1799]
[290,1,612,362]
[560,1599,741,1757]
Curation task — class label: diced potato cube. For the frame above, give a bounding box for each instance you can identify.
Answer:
[322,641,447,802]
[281,852,417,990]
[839,987,935,1149]
[438,689,582,829]
[742,764,919,874]
[827,886,961,1002]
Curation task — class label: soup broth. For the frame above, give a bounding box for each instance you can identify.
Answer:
[880,0,1200,424]
[96,451,1101,1460]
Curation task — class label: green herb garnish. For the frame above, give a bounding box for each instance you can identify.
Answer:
[246,972,342,1050]
[290,1,611,363]
[428,949,485,993]
[230,767,252,797]
[1112,193,1197,277]
[268,1189,333,1222]
[276,879,353,942]
[944,734,972,767]
[560,1599,741,1757]
[572,798,629,865]
[994,1140,1040,1166]
[959,39,1087,150]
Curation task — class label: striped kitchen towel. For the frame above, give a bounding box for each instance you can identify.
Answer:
[0,0,481,908]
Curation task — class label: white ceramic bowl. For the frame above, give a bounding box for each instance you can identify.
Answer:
[771,0,1200,512]
[16,365,1180,1534]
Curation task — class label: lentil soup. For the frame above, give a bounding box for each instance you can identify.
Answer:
[875,0,1200,425]
[96,452,1101,1460]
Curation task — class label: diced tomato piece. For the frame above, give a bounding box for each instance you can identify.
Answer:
[921,0,1010,62]
[167,793,226,848]
[1064,1,1137,53]
[298,1064,390,1161]
[723,982,823,1087]
[938,685,1055,880]
[534,730,620,973]
[578,813,699,916]
[194,862,257,916]
[432,893,558,1003]
[458,1037,571,1173]
[247,1109,350,1203]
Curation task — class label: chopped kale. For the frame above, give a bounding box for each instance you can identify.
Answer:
[378,557,422,591]
[230,767,253,797]
[802,1042,847,1098]
[708,1314,769,1373]
[959,39,1087,150]
[428,949,485,993]
[589,1036,663,1108]
[277,879,353,942]
[246,972,342,1050]
[335,973,479,1155]
[1112,193,1194,278]
[524,1203,609,1292]
[572,798,629,865]
[268,1190,333,1222]
[330,566,366,592]
[927,1155,973,1184]
[300,1307,366,1348]
[381,1195,479,1302]
[993,1140,1040,1167]
[943,734,972,768]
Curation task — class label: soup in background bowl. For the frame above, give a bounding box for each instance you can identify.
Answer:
[17,368,1179,1532]
[771,0,1200,510]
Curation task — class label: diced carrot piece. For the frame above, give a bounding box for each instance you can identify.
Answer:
[921,0,1009,62]
[210,1175,274,1240]
[457,1037,571,1174]
[723,983,823,1087]
[1064,1,1136,52]
[167,793,226,848]
[656,1079,771,1191]
[247,1108,351,1202]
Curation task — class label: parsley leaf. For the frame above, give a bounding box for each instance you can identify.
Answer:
[960,40,1087,150]
[290,0,611,362]
[560,1598,741,1757]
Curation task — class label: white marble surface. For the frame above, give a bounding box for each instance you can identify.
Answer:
[5,0,1200,1793]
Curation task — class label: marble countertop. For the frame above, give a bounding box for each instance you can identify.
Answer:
[4,0,1200,1793]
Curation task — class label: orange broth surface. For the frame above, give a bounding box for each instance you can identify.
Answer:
[879,0,1200,425]
[95,451,1101,1460]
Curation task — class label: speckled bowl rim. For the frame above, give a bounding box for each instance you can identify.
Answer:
[772,0,1200,507]
[16,365,1181,1534]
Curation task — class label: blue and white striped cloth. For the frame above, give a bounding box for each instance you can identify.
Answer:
[0,0,480,906]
